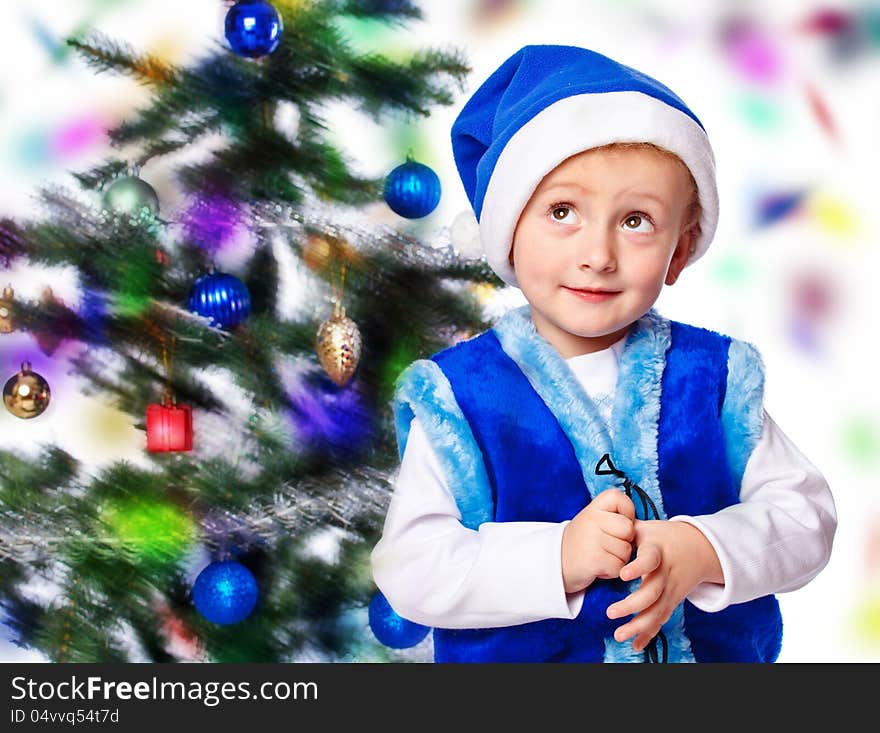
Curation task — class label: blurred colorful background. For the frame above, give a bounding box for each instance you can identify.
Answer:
[2,0,879,662]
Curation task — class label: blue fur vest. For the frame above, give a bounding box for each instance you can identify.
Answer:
[392,305,782,662]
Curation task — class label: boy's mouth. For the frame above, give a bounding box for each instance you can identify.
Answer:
[564,286,622,294]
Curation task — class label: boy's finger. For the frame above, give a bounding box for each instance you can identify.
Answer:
[592,488,636,521]
[614,491,636,522]
[619,543,661,581]
[614,620,661,647]
[631,632,658,653]
[612,606,664,647]
[606,574,662,619]
[599,511,636,541]
[600,534,633,565]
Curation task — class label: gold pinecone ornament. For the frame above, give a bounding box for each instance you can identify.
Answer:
[3,361,51,419]
[0,285,16,333]
[316,302,361,387]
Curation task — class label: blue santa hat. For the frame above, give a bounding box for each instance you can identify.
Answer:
[451,45,719,288]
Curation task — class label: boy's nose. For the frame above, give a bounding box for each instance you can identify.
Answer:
[577,226,617,272]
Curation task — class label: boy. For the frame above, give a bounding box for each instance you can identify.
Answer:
[370,45,837,662]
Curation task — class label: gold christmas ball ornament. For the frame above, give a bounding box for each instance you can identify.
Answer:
[316,305,362,386]
[0,285,16,334]
[4,361,51,419]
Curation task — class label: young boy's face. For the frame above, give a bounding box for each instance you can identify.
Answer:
[510,146,698,357]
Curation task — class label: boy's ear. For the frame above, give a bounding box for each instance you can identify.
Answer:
[665,224,698,286]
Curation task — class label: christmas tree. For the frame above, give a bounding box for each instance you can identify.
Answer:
[0,0,499,662]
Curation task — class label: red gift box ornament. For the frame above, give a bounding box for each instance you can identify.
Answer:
[146,390,192,452]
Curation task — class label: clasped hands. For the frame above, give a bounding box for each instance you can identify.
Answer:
[561,488,721,653]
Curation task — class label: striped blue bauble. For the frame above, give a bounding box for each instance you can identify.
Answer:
[187,271,251,329]
[383,158,441,219]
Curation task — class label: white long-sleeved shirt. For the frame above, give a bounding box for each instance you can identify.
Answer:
[371,336,838,629]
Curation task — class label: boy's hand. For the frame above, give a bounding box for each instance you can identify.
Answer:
[605,520,723,651]
[561,489,636,594]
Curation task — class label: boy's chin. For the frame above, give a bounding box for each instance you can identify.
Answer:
[563,322,635,345]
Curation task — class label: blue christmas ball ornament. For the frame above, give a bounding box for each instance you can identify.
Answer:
[383,158,441,219]
[192,560,258,625]
[368,590,430,648]
[225,1,284,58]
[187,270,251,329]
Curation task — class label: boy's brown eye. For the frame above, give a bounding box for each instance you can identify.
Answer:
[623,213,655,232]
[546,202,577,223]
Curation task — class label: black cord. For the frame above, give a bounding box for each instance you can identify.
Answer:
[643,630,668,664]
[595,453,668,663]
[594,453,660,520]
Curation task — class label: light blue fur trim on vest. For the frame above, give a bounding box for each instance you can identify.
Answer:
[722,339,765,487]
[392,359,494,530]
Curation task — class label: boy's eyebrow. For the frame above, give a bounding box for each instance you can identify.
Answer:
[539,182,668,206]
[539,182,594,196]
